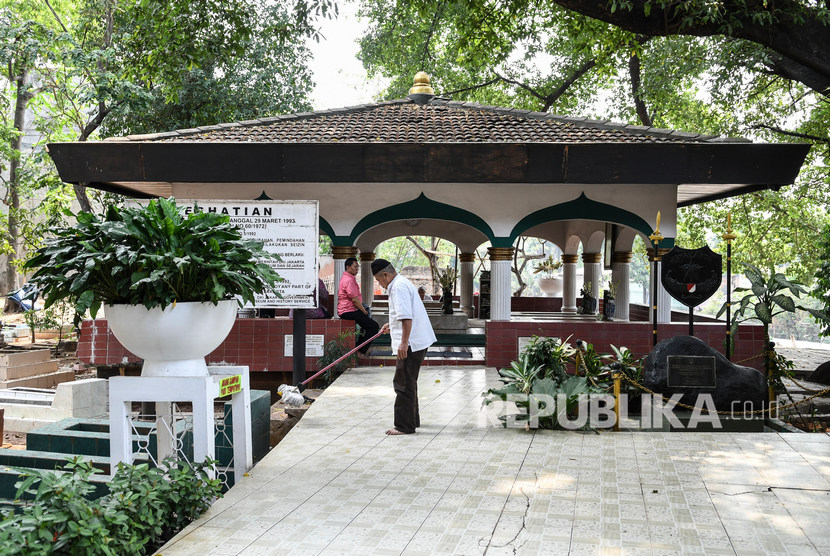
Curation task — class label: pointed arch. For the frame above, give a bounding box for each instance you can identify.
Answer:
[509,193,658,245]
[348,192,496,244]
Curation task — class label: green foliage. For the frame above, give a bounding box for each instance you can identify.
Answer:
[719,263,829,383]
[812,221,830,337]
[719,263,828,331]
[482,371,596,430]
[521,335,575,383]
[492,353,545,395]
[532,254,562,277]
[100,1,316,136]
[22,197,283,323]
[316,330,359,386]
[437,266,457,290]
[22,307,60,344]
[600,344,645,399]
[358,0,830,294]
[0,456,222,555]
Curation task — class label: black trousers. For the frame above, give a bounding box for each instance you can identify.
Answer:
[338,310,379,354]
[393,347,427,434]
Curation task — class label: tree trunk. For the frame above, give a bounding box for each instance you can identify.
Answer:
[628,49,652,126]
[4,69,29,295]
[74,182,93,213]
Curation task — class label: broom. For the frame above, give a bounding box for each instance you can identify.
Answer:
[278,330,385,407]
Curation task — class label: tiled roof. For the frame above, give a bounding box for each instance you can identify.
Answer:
[115,98,739,144]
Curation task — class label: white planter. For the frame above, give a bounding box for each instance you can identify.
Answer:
[104,300,238,377]
[538,276,563,297]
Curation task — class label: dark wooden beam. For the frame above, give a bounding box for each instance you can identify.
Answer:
[47,141,810,192]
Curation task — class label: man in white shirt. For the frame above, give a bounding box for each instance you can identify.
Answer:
[372,258,437,435]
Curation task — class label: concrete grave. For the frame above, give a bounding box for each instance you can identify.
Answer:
[0,348,73,389]
[0,378,108,432]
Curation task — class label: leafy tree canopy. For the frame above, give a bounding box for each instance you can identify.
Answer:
[357,0,829,282]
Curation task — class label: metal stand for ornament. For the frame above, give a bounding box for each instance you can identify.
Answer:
[108,366,253,484]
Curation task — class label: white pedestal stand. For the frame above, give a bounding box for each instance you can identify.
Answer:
[108,366,252,484]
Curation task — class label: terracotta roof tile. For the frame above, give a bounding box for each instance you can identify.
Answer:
[137,99,729,144]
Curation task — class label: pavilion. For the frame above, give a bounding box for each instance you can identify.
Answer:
[49,74,810,383]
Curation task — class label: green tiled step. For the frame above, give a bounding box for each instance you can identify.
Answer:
[0,453,111,502]
[0,389,272,502]
[371,333,486,347]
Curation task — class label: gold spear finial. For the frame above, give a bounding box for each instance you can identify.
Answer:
[722,211,737,242]
[649,211,664,245]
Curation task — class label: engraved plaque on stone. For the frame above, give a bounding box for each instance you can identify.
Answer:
[667,355,716,388]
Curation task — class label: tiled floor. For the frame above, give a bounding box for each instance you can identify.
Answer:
[160,366,830,555]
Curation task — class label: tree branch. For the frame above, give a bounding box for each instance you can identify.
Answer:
[628,43,652,126]
[541,58,597,111]
[43,0,69,33]
[442,77,502,97]
[419,0,447,68]
[552,0,830,97]
[749,124,829,144]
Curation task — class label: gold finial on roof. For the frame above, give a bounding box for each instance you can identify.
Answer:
[408,72,435,104]
[409,72,434,95]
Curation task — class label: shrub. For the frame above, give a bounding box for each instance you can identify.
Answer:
[0,456,222,555]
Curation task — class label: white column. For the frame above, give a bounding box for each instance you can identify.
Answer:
[582,252,602,314]
[658,264,672,323]
[562,254,578,313]
[360,252,375,307]
[488,247,514,321]
[331,246,358,317]
[460,253,475,317]
[611,251,632,321]
[649,249,672,324]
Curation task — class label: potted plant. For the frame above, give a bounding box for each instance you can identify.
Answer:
[578,281,597,315]
[603,280,618,320]
[23,197,283,377]
[437,266,457,315]
[533,255,563,297]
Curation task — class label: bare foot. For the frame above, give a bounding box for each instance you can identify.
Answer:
[385,429,411,435]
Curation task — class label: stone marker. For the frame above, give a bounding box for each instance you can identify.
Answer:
[644,335,766,411]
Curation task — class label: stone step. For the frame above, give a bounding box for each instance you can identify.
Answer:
[0,359,60,381]
[1,369,74,390]
[0,349,51,367]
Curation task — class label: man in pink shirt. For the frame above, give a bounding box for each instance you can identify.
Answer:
[337,257,379,354]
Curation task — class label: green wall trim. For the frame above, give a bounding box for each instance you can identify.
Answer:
[348,192,496,244]
[319,217,353,246]
[509,192,656,243]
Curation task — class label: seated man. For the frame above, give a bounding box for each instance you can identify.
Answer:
[417,286,433,301]
[337,257,379,354]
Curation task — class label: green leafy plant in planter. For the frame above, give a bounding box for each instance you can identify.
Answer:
[437,266,458,314]
[482,336,600,429]
[718,263,829,394]
[22,197,283,323]
[532,255,562,277]
[521,335,575,383]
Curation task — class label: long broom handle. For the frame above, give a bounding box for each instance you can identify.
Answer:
[299,330,385,386]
